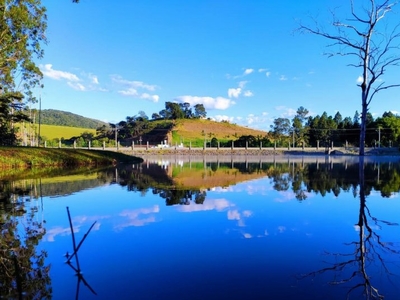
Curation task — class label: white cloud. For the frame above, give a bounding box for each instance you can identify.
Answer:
[89,74,99,84]
[140,93,159,102]
[275,106,297,118]
[279,75,288,81]
[67,82,86,91]
[227,81,249,98]
[115,205,160,230]
[41,64,80,81]
[356,76,363,84]
[227,209,241,221]
[118,88,138,96]
[243,90,253,97]
[258,68,268,72]
[175,95,234,110]
[112,75,157,91]
[238,80,247,88]
[228,88,242,98]
[244,68,254,75]
[176,199,233,212]
[265,72,271,77]
[113,75,159,101]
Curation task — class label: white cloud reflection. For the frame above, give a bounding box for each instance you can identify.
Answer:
[176,199,233,212]
[45,215,106,242]
[115,205,160,230]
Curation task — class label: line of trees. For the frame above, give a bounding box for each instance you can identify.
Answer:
[271,106,400,148]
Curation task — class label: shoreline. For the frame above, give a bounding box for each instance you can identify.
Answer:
[115,147,400,157]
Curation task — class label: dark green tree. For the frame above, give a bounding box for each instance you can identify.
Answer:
[193,104,207,118]
[292,106,309,147]
[271,117,291,146]
[165,102,184,120]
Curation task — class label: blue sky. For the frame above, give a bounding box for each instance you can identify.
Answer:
[37,0,400,131]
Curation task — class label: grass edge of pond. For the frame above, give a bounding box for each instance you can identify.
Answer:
[0,147,143,169]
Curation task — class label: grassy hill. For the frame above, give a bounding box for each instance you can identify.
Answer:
[138,119,269,147]
[38,109,107,129]
[170,119,269,146]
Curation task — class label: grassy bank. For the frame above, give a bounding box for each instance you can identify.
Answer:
[0,147,143,169]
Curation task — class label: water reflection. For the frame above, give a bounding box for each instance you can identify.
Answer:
[1,156,400,299]
[299,158,400,299]
[0,181,51,299]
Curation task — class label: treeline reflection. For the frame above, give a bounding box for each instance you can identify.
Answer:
[113,159,400,204]
[1,159,400,208]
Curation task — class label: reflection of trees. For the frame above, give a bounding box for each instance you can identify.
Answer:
[299,159,400,299]
[268,160,400,201]
[0,182,51,299]
[154,189,207,206]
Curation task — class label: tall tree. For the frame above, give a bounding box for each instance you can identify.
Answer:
[292,106,309,147]
[271,117,291,146]
[0,0,48,145]
[193,104,206,119]
[299,0,400,155]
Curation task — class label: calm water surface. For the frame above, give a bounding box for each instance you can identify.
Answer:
[1,156,400,300]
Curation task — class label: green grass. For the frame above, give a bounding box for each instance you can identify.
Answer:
[17,123,96,141]
[0,147,143,169]
[37,124,96,140]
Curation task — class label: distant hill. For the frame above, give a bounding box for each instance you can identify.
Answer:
[39,109,107,129]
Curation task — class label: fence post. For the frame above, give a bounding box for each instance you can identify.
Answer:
[88,141,91,149]
[103,141,105,150]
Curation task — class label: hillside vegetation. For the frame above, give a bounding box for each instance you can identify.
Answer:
[38,109,107,129]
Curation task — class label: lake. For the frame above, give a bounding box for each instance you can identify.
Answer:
[1,155,400,300]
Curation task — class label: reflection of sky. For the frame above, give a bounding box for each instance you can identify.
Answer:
[37,171,400,300]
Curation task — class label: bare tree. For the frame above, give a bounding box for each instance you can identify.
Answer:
[299,0,400,155]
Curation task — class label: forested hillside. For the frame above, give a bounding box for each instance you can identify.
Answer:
[39,109,107,129]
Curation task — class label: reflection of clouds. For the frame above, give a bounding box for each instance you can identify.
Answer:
[115,205,159,230]
[227,210,241,220]
[45,215,107,242]
[212,181,273,195]
[227,209,253,227]
[176,199,233,212]
[354,224,380,232]
[242,210,252,217]
[278,226,286,233]
[45,226,72,242]
[275,191,296,202]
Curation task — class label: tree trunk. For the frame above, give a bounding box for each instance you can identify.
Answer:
[359,89,368,156]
